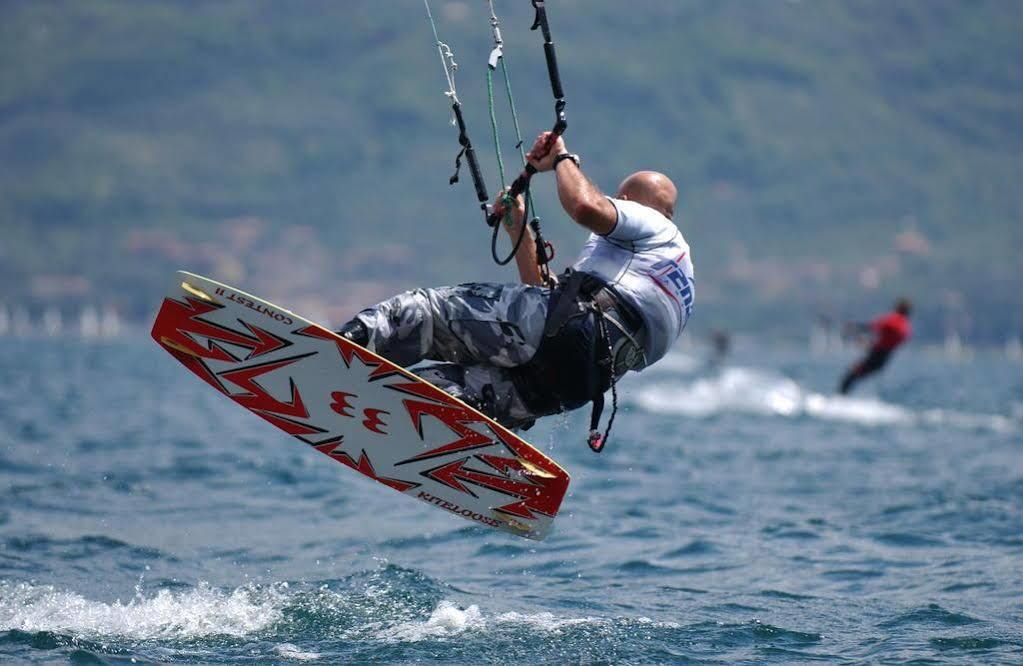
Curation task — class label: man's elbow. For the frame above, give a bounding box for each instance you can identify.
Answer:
[572,199,614,234]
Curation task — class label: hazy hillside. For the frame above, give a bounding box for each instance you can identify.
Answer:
[1,0,1021,341]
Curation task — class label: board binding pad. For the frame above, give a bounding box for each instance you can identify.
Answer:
[151,271,570,540]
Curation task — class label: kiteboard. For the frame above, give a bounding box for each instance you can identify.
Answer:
[151,271,570,540]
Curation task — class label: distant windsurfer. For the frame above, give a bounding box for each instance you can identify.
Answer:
[337,132,694,447]
[709,329,730,367]
[839,298,912,394]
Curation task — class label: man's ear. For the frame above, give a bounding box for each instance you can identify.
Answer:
[618,194,629,201]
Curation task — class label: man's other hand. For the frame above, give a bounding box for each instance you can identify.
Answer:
[493,189,526,232]
[527,132,567,172]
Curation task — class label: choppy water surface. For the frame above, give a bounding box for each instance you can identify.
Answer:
[1,338,1021,663]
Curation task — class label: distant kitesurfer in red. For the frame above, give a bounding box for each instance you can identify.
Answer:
[839,298,912,394]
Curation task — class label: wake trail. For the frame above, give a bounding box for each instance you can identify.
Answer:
[628,365,1016,432]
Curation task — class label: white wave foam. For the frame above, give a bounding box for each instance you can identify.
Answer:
[274,643,321,661]
[802,392,911,425]
[633,368,803,419]
[630,366,1014,431]
[377,601,485,641]
[1,582,678,648]
[0,580,284,640]
[373,600,674,643]
[918,408,1016,434]
[492,610,603,631]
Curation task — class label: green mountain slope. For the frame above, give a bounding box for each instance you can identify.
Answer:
[1,1,1020,340]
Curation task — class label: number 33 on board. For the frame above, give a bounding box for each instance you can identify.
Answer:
[330,391,390,434]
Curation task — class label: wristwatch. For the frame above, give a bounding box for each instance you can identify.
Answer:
[552,152,581,170]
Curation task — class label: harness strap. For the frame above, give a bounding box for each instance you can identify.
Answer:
[542,268,590,337]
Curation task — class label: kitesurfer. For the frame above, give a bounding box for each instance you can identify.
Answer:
[839,298,912,394]
[708,329,730,368]
[337,132,694,441]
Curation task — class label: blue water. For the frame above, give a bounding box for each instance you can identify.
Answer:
[2,337,1022,664]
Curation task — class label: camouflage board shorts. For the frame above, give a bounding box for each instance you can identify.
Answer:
[350,283,551,429]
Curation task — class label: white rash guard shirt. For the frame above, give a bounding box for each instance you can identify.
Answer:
[570,197,694,367]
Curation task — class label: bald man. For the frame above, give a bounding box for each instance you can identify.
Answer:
[337,132,694,440]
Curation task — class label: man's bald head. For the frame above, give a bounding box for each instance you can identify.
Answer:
[616,171,678,220]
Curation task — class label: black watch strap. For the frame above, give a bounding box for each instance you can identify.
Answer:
[553,152,581,170]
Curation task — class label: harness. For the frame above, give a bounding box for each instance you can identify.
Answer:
[511,270,646,452]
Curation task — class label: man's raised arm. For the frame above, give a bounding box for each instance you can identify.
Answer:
[528,132,617,236]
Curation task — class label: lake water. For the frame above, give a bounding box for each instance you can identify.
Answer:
[1,337,1021,663]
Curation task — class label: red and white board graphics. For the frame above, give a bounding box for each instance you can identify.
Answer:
[151,271,570,540]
